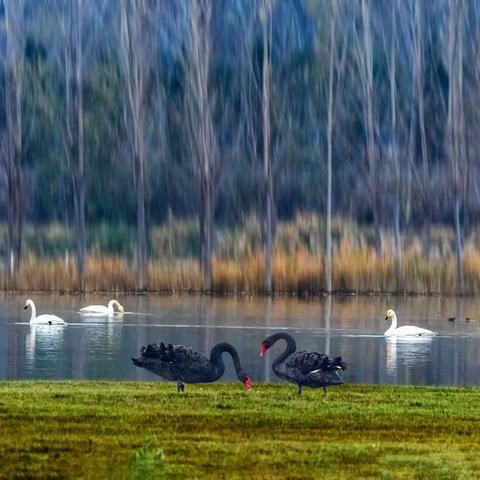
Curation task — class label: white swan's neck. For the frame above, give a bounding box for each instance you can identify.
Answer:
[385,312,397,335]
[107,300,116,314]
[29,301,37,323]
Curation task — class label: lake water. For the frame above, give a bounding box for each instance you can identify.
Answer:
[1,294,480,387]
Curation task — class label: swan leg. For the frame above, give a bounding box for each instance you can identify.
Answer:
[177,380,185,393]
[323,387,327,396]
[297,385,302,396]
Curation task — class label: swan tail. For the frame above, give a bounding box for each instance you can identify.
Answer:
[131,357,143,367]
[132,343,169,368]
[332,356,347,371]
[318,355,347,372]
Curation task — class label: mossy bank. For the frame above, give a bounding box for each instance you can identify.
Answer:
[0,382,479,479]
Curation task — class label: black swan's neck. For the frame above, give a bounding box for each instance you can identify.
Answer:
[210,343,246,381]
[268,333,297,368]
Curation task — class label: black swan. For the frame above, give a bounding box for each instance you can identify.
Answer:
[132,342,251,392]
[260,332,346,396]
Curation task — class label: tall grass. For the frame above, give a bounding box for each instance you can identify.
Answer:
[127,438,166,480]
[1,214,479,293]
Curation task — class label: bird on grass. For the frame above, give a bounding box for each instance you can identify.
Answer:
[132,341,251,392]
[260,332,346,396]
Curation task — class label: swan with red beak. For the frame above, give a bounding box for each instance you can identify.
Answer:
[132,341,251,392]
[260,332,346,396]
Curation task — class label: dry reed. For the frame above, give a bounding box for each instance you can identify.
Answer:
[1,214,478,294]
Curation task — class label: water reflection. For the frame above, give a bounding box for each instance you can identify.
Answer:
[324,295,332,356]
[1,294,480,385]
[385,336,433,376]
[82,322,123,356]
[25,325,65,376]
[385,337,397,375]
[263,297,272,382]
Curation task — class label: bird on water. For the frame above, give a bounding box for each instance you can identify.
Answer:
[260,332,346,396]
[24,299,66,325]
[384,309,437,337]
[80,299,124,316]
[132,341,251,392]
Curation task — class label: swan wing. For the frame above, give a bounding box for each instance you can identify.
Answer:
[166,345,216,382]
[166,345,209,366]
[80,305,108,314]
[140,343,208,365]
[33,314,66,325]
[393,326,436,336]
[135,343,211,381]
[284,351,346,374]
[284,351,329,374]
[305,369,344,386]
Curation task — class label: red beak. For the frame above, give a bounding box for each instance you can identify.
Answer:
[245,377,251,391]
[260,344,267,358]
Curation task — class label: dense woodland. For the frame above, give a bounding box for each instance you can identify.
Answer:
[0,0,479,292]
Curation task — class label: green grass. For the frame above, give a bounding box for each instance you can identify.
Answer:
[1,382,480,479]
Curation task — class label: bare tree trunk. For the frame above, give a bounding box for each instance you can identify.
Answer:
[413,1,431,258]
[446,0,465,292]
[405,100,416,227]
[183,0,219,290]
[262,0,273,293]
[201,182,213,284]
[197,181,212,284]
[120,0,149,289]
[365,3,380,253]
[454,198,463,290]
[135,149,147,289]
[74,0,86,290]
[355,0,380,253]
[62,0,86,290]
[325,2,337,293]
[388,0,402,285]
[3,0,25,282]
[457,6,466,294]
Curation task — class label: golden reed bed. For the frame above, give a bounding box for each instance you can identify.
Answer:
[3,215,480,294]
[2,245,480,294]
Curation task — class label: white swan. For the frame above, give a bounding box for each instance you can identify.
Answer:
[384,309,436,337]
[25,299,66,325]
[80,299,124,316]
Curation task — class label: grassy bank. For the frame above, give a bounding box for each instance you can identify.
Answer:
[3,215,480,293]
[0,382,480,479]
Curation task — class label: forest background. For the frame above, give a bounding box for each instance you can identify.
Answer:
[0,0,478,294]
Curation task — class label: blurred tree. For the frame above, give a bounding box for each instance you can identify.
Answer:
[354,0,381,253]
[261,0,274,293]
[119,0,154,289]
[384,0,402,283]
[181,0,220,289]
[60,0,86,289]
[413,0,431,257]
[1,0,480,294]
[445,0,466,291]
[1,0,25,281]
